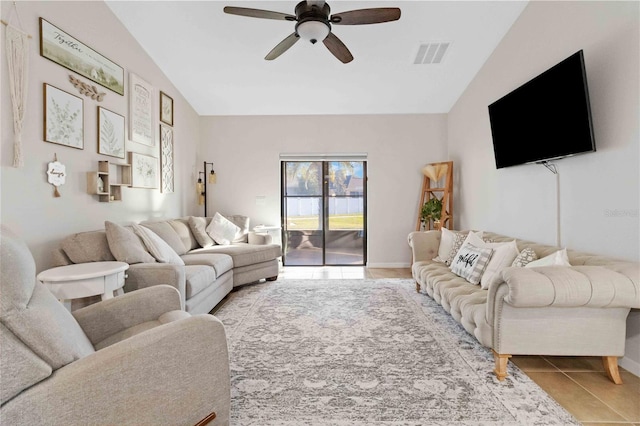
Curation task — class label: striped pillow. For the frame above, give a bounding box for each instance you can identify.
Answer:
[450,243,494,285]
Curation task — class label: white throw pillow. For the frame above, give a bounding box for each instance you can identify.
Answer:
[206,212,240,245]
[479,240,519,289]
[449,243,494,285]
[133,224,184,265]
[433,228,454,263]
[525,248,571,268]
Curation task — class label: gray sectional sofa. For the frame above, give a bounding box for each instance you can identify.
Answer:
[409,229,640,384]
[53,216,281,315]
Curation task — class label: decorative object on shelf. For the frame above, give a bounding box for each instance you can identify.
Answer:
[159,124,174,193]
[129,72,154,146]
[197,161,217,216]
[416,161,453,231]
[159,91,173,126]
[39,18,124,95]
[69,75,106,101]
[46,154,66,198]
[43,83,83,149]
[87,160,131,202]
[98,106,125,159]
[4,8,30,168]
[420,197,442,230]
[129,152,158,189]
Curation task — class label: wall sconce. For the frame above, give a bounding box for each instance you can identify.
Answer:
[197,162,216,217]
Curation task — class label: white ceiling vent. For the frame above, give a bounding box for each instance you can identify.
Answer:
[414,42,450,65]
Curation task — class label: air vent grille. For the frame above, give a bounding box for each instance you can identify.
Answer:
[414,42,450,65]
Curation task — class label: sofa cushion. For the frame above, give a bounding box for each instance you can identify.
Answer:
[189,243,282,268]
[60,231,116,264]
[185,265,218,299]
[170,218,201,251]
[133,225,184,265]
[181,253,233,277]
[139,221,188,255]
[224,214,250,243]
[0,323,52,404]
[188,216,215,248]
[0,227,95,371]
[105,221,156,264]
[206,213,239,245]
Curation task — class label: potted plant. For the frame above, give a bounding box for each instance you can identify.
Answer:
[421,197,443,230]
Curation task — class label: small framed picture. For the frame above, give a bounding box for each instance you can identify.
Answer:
[129,151,158,189]
[43,83,84,149]
[98,107,125,159]
[160,91,173,126]
[129,73,154,146]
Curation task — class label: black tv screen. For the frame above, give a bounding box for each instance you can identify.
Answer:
[488,50,596,169]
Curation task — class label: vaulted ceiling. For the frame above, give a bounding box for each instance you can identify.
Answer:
[106,1,528,116]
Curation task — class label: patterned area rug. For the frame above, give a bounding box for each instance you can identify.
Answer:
[215,279,579,425]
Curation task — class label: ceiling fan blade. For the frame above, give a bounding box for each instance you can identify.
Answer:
[265,33,300,60]
[223,6,295,21]
[331,8,401,25]
[323,32,353,64]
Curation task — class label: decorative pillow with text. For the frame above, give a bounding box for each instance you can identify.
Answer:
[449,243,494,285]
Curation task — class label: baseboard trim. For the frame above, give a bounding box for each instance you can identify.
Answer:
[620,355,640,378]
[367,262,411,268]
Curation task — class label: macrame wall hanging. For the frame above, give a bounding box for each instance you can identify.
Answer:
[3,2,31,168]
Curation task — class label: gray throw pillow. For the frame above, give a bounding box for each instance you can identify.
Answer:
[450,243,494,285]
[511,247,538,267]
[104,221,155,264]
[188,216,215,248]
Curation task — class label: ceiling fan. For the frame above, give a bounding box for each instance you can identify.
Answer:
[223,1,401,63]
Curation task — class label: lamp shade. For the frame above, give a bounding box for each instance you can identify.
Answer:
[421,163,448,182]
[297,20,330,44]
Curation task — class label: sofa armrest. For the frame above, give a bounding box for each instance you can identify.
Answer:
[72,285,182,345]
[500,265,640,309]
[0,315,230,426]
[248,232,273,245]
[408,231,441,262]
[124,263,186,309]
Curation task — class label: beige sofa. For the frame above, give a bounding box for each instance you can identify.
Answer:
[409,229,640,384]
[53,216,281,315]
[1,226,230,425]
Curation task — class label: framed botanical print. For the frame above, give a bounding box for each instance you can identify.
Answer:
[160,91,173,126]
[160,124,174,193]
[129,151,158,189]
[43,83,84,149]
[129,73,154,146]
[98,107,125,159]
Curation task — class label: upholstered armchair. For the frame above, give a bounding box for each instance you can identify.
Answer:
[0,226,231,425]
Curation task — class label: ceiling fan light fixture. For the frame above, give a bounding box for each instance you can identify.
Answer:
[296,20,330,44]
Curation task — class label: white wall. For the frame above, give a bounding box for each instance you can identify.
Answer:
[199,114,448,267]
[447,1,639,374]
[0,1,201,271]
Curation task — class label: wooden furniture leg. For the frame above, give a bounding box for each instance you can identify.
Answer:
[194,412,216,426]
[415,281,420,292]
[266,276,278,282]
[493,350,512,381]
[602,356,623,384]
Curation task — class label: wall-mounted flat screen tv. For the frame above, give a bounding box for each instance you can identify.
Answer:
[488,50,596,169]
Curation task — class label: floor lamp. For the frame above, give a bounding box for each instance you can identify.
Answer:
[197,161,216,217]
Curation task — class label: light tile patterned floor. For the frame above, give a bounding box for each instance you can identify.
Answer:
[229,266,640,425]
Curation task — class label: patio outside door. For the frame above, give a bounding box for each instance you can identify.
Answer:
[281,160,367,266]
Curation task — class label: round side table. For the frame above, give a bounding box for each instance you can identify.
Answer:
[37,261,129,311]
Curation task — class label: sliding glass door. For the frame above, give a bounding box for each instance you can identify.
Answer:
[282,160,367,266]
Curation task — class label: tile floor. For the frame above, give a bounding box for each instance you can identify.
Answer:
[236,266,640,425]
